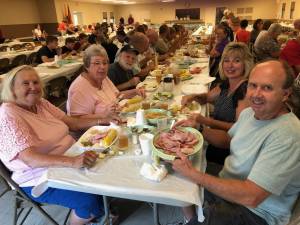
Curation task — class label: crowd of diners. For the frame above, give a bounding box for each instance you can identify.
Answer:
[0,11,300,225]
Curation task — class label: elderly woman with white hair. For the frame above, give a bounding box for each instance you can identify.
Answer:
[0,65,113,225]
[67,44,144,119]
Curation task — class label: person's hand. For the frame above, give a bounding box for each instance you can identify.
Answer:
[172,152,196,178]
[71,50,77,55]
[56,47,62,56]
[73,151,98,169]
[104,102,118,115]
[136,88,146,98]
[148,61,155,71]
[108,114,122,125]
[173,116,199,129]
[181,94,197,107]
[129,77,140,87]
[192,113,210,126]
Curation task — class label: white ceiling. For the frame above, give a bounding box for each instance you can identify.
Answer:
[69,0,175,5]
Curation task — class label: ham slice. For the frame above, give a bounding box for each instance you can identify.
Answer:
[154,128,199,156]
[91,131,108,144]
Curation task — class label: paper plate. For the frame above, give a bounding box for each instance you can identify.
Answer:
[77,126,119,152]
[181,83,207,95]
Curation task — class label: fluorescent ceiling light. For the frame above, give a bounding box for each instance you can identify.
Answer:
[162,0,175,2]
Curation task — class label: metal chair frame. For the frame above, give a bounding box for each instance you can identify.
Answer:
[0,160,70,225]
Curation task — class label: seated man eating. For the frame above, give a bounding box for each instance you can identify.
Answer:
[108,45,140,91]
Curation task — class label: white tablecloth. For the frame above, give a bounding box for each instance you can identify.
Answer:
[0,40,35,48]
[0,61,83,91]
[0,47,40,62]
[44,144,205,210]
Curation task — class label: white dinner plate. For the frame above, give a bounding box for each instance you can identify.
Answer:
[136,81,158,92]
[173,95,202,113]
[181,83,207,95]
[187,76,215,85]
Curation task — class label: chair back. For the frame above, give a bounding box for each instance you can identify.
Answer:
[0,45,8,52]
[46,77,67,98]
[10,44,22,51]
[10,54,27,68]
[26,52,38,65]
[0,58,9,68]
[0,58,10,74]
[21,43,33,48]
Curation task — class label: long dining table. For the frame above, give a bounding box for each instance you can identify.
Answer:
[32,48,212,225]
[0,59,83,98]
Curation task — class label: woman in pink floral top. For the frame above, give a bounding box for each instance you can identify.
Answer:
[0,65,111,225]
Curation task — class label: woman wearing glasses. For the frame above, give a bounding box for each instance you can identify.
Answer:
[67,44,144,120]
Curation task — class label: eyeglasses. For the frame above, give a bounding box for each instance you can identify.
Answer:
[90,61,108,66]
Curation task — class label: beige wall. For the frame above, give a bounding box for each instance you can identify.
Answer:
[37,0,57,23]
[115,0,277,25]
[276,0,300,20]
[54,0,116,25]
[0,0,57,25]
[0,0,41,25]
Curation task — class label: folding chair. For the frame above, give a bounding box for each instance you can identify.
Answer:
[0,58,10,74]
[65,66,84,93]
[10,44,22,51]
[26,52,38,66]
[45,76,68,110]
[0,160,70,225]
[9,54,27,69]
[0,45,8,52]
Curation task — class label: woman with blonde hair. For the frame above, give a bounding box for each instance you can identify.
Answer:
[0,65,112,225]
[180,42,254,164]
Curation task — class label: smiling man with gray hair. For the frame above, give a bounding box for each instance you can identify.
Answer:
[108,45,140,91]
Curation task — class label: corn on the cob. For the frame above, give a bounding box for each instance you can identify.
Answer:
[126,96,143,105]
[103,129,117,147]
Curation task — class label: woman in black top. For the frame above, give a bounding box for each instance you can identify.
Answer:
[179,42,254,164]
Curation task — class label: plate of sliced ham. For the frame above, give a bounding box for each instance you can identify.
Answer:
[152,127,203,161]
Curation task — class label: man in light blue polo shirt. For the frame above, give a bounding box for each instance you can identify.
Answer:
[174,60,300,225]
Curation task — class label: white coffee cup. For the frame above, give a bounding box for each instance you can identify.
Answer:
[139,133,154,156]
